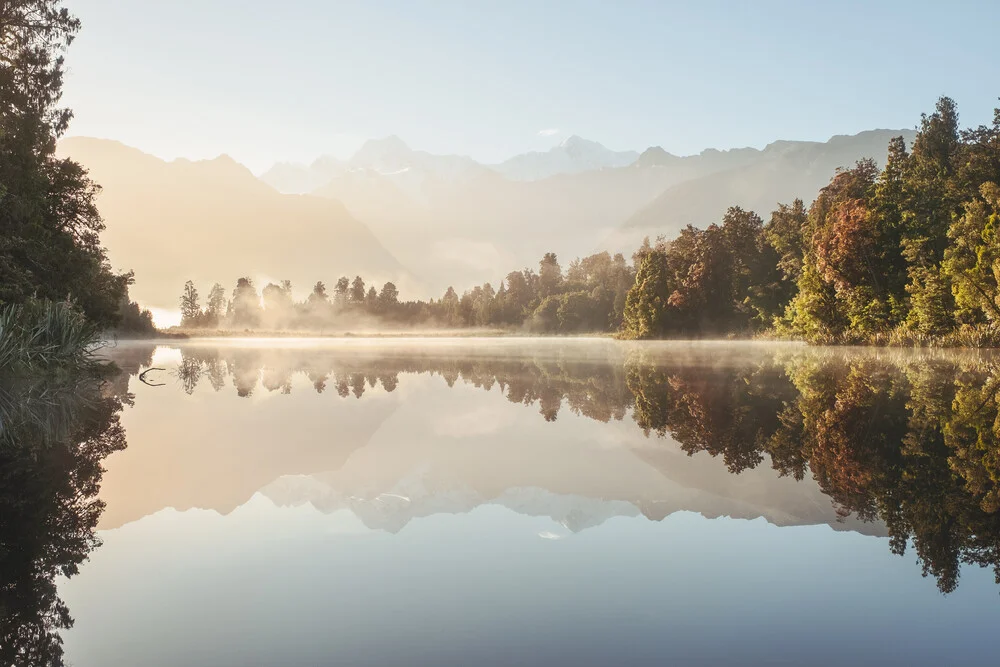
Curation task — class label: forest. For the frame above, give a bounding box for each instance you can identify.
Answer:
[175,250,635,333]
[177,96,1000,345]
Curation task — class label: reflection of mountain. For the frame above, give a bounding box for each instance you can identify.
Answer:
[56,138,410,311]
[263,477,643,534]
[101,342,862,536]
[260,465,877,537]
[96,344,402,529]
[100,340,1000,593]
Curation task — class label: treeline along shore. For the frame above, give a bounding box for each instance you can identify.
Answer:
[5,2,1000,355]
[177,96,1000,346]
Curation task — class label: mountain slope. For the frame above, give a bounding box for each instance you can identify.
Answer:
[307,130,914,296]
[259,135,485,196]
[258,157,344,194]
[311,160,684,294]
[606,129,917,252]
[491,135,640,181]
[58,138,409,313]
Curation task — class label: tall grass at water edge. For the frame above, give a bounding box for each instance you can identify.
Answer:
[0,301,102,372]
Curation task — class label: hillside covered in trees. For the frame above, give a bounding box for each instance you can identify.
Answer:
[178,96,1000,346]
[622,96,1000,344]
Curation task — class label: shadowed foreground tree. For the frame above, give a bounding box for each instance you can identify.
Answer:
[0,1,134,327]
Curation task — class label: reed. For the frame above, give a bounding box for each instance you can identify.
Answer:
[0,300,103,372]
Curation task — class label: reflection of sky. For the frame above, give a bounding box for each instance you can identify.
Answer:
[61,500,999,667]
[60,342,1000,665]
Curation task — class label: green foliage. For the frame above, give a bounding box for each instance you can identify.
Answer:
[538,252,563,297]
[0,1,132,328]
[775,96,1000,346]
[174,96,1000,346]
[620,250,671,339]
[766,198,808,282]
[620,208,787,339]
[0,300,101,372]
[114,293,156,335]
[942,183,1000,322]
[178,249,635,334]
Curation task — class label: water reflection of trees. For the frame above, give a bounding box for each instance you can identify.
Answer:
[0,377,128,666]
[174,345,1000,593]
[626,351,1000,594]
[176,346,634,423]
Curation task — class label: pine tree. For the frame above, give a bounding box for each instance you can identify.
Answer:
[179,281,201,326]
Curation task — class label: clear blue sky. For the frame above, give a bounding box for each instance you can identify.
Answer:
[61,0,1000,172]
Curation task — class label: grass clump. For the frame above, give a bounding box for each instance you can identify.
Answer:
[0,300,103,372]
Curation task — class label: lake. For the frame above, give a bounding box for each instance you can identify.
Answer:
[4,339,1000,666]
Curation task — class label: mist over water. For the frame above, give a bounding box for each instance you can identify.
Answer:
[27,339,1000,666]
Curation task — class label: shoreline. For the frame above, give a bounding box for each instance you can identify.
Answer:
[109,328,1000,350]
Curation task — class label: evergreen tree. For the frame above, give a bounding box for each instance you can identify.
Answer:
[0,1,132,326]
[900,96,963,334]
[350,276,366,304]
[620,251,671,339]
[230,277,261,327]
[333,277,350,309]
[942,183,1000,323]
[378,282,399,312]
[538,252,562,298]
[205,283,227,324]
[179,281,201,326]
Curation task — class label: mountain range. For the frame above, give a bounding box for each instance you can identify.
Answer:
[57,138,411,312]
[606,129,918,252]
[292,129,915,295]
[259,134,639,193]
[61,128,916,313]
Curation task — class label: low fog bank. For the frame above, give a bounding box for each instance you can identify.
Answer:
[167,325,517,338]
[170,251,637,339]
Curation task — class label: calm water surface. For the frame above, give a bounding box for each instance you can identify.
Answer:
[5,339,1000,666]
